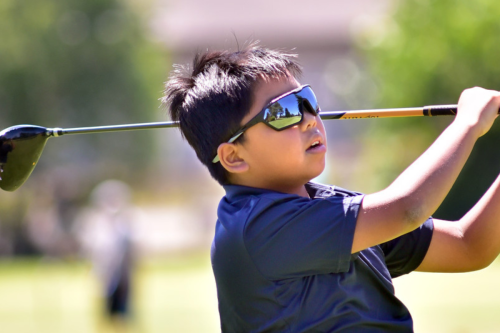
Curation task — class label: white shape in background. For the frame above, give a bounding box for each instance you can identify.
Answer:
[324,57,362,96]
[350,13,400,50]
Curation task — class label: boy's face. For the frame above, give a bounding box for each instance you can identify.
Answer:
[233,76,327,192]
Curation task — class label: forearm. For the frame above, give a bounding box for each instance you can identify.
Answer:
[457,173,500,267]
[417,174,500,273]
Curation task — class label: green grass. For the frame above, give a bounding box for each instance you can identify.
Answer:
[0,255,499,333]
[0,259,98,333]
[0,254,219,333]
[394,262,500,333]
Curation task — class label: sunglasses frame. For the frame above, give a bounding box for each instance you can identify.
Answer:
[212,84,319,163]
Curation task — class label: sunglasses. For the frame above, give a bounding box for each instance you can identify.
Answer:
[212,84,320,163]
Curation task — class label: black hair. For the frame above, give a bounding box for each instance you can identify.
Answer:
[161,43,302,185]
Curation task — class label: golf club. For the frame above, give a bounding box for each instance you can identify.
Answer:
[0,104,470,192]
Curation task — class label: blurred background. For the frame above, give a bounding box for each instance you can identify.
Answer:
[1,0,500,332]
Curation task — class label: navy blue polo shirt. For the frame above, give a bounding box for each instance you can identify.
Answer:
[211,182,433,332]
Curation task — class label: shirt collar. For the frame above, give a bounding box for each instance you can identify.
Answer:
[304,182,336,199]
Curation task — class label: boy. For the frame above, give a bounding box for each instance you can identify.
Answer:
[162,44,500,332]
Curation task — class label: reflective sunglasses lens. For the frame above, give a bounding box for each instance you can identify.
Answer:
[298,87,320,114]
[263,95,303,129]
[297,87,320,116]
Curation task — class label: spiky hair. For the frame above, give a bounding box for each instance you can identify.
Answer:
[161,43,302,185]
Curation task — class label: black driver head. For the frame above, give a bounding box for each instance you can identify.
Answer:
[0,125,51,191]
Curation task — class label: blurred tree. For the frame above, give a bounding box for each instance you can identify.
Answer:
[0,0,167,181]
[0,0,167,255]
[359,0,500,220]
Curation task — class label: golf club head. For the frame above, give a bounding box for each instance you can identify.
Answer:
[0,125,50,191]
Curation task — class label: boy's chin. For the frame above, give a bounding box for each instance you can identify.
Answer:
[305,163,326,181]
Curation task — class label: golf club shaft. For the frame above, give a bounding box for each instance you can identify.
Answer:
[51,104,460,136]
[54,120,179,136]
[320,104,459,120]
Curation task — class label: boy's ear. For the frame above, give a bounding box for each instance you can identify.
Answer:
[217,143,249,174]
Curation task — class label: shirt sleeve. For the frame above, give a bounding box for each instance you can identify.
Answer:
[380,217,434,278]
[243,194,364,280]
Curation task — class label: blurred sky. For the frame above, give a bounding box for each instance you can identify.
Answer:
[149,0,392,52]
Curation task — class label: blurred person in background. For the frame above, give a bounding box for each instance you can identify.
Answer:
[74,180,137,332]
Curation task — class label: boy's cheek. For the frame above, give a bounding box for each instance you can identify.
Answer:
[244,127,307,164]
[251,141,298,167]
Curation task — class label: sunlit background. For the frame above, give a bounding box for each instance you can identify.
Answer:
[1,0,500,332]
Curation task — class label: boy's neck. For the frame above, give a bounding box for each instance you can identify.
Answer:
[295,185,310,198]
[230,177,311,198]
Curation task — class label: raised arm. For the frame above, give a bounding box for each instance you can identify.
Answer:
[351,87,500,254]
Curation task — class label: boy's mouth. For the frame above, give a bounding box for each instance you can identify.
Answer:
[306,137,326,152]
[309,140,321,149]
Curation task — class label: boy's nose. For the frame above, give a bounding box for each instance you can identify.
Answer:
[301,108,318,130]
